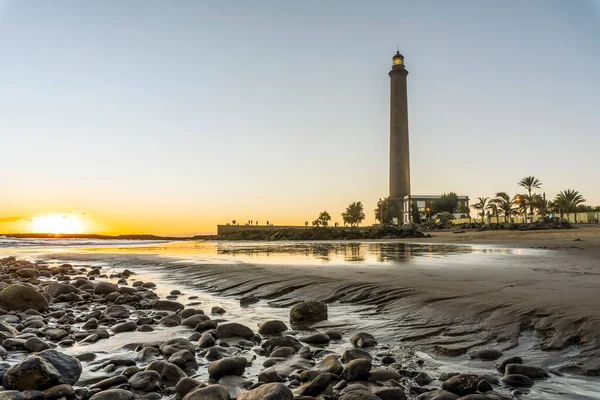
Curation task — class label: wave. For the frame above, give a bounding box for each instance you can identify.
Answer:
[0,236,170,248]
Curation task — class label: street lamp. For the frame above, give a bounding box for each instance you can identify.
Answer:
[426,207,431,221]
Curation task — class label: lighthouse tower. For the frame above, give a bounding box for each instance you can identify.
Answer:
[389,51,411,218]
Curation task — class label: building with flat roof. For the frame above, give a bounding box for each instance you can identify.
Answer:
[403,195,470,224]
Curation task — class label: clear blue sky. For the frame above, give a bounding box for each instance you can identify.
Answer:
[1,0,599,234]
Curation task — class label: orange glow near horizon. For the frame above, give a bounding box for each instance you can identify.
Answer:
[31,213,85,234]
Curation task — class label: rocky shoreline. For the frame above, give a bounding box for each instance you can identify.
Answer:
[0,256,569,399]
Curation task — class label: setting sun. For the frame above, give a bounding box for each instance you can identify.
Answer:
[31,213,85,234]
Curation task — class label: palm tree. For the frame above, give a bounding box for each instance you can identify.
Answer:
[492,192,516,223]
[518,176,542,215]
[513,194,529,223]
[472,197,489,222]
[554,190,586,222]
[530,193,552,217]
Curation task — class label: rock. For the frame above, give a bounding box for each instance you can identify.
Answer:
[24,337,50,352]
[104,305,130,319]
[182,314,210,328]
[270,347,296,358]
[373,387,407,400]
[494,356,522,373]
[212,306,226,314]
[3,356,62,390]
[367,368,401,382]
[146,360,187,388]
[43,383,75,399]
[216,322,255,340]
[89,389,134,400]
[45,328,69,342]
[153,300,184,312]
[469,349,503,361]
[289,300,327,325]
[416,390,459,400]
[37,350,82,385]
[261,336,303,354]
[168,349,198,371]
[316,354,343,375]
[89,375,128,390]
[414,371,433,386]
[46,282,79,298]
[441,374,479,396]
[339,390,381,400]
[183,384,230,400]
[350,332,378,348]
[504,364,548,379]
[435,344,469,357]
[160,314,181,327]
[17,268,39,278]
[501,374,534,387]
[0,284,48,312]
[258,320,288,335]
[199,332,216,348]
[324,329,343,340]
[258,370,283,383]
[175,377,201,397]
[94,282,118,296]
[160,338,196,358]
[82,318,99,330]
[343,359,372,381]
[112,321,137,333]
[208,357,247,380]
[299,333,330,344]
[195,320,218,332]
[341,348,373,363]
[477,379,493,392]
[300,372,333,397]
[129,370,161,392]
[238,382,293,400]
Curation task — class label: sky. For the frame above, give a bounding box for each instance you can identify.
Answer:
[1,0,599,235]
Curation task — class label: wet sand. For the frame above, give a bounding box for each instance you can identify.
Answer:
[32,227,600,377]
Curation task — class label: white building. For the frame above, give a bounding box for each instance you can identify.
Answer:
[403,195,470,224]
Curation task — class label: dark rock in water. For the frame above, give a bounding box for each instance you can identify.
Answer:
[373,387,408,400]
[168,349,198,372]
[129,370,160,392]
[0,284,48,312]
[502,374,535,389]
[104,305,129,319]
[416,390,459,400]
[453,393,512,400]
[469,348,503,361]
[340,383,369,393]
[439,372,460,381]
[270,347,295,358]
[94,282,118,296]
[289,300,327,325]
[494,356,522,373]
[441,374,479,396]
[24,337,50,352]
[258,320,288,335]
[153,300,184,312]
[212,306,226,314]
[46,282,79,298]
[299,332,330,344]
[350,332,378,348]
[195,320,218,332]
[339,390,380,400]
[237,382,293,400]
[342,358,372,381]
[134,347,161,363]
[505,364,548,379]
[181,314,210,328]
[434,344,469,357]
[198,332,216,348]
[323,329,343,340]
[261,336,303,354]
[89,375,128,390]
[316,354,343,375]
[146,360,187,388]
[367,368,401,382]
[43,383,75,399]
[216,322,255,340]
[208,357,247,380]
[299,372,334,397]
[37,350,82,386]
[183,384,229,400]
[112,321,137,333]
[160,314,181,327]
[160,338,195,358]
[82,318,99,330]
[175,377,201,397]
[414,371,433,385]
[477,379,494,392]
[258,370,283,383]
[89,389,135,400]
[341,348,372,363]
[3,356,62,390]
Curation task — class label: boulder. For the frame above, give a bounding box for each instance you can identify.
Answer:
[208,357,247,381]
[494,356,523,373]
[153,300,184,312]
[182,314,210,328]
[0,284,48,312]
[339,390,380,400]
[350,332,377,348]
[94,282,118,296]
[216,323,255,340]
[37,350,82,385]
[343,359,372,381]
[504,364,548,379]
[146,360,187,388]
[129,370,161,392]
[258,320,288,335]
[112,321,137,333]
[104,305,129,319]
[373,387,408,400]
[441,374,479,396]
[183,384,230,400]
[289,300,327,325]
[3,356,62,390]
[46,282,79,298]
[469,348,503,361]
[89,389,135,400]
[160,338,195,358]
[238,382,293,400]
